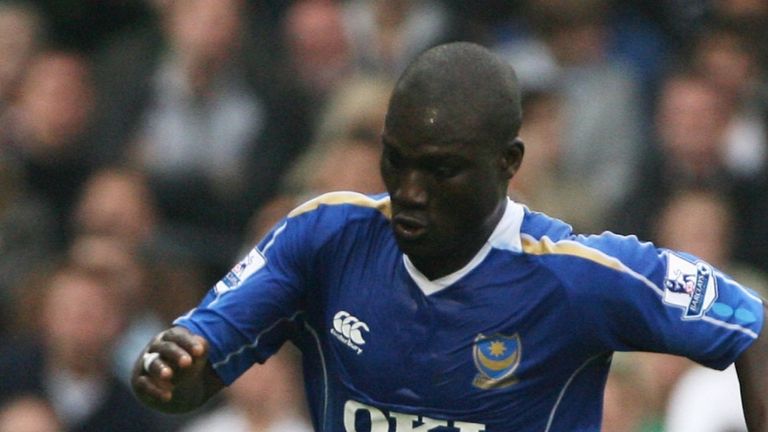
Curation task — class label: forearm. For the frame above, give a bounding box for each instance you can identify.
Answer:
[131,327,225,414]
[137,362,224,414]
[739,358,767,430]
[737,303,768,431]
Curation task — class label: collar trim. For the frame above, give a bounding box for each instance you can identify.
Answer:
[403,198,525,296]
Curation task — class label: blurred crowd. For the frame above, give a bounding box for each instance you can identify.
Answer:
[0,0,766,431]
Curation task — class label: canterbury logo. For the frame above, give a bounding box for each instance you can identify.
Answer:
[331,311,369,355]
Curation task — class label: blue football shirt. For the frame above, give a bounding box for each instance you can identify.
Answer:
[175,192,764,432]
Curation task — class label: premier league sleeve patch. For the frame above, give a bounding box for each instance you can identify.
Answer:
[662,252,718,320]
[215,247,267,294]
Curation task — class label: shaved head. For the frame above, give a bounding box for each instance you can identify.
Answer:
[386,42,522,149]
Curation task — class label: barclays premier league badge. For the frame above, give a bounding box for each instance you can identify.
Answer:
[662,252,718,320]
[215,247,266,294]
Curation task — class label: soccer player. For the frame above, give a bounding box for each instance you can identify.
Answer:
[131,42,768,431]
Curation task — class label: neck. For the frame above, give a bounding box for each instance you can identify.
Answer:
[411,198,507,280]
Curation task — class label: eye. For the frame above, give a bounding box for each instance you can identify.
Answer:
[382,146,403,169]
[432,164,461,179]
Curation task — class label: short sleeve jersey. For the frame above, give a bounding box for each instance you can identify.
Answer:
[175,192,764,432]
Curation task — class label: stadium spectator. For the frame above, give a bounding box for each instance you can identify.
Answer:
[91,0,311,273]
[0,50,97,247]
[711,0,768,23]
[312,74,393,146]
[341,0,464,77]
[495,0,646,232]
[180,345,311,432]
[23,0,150,53]
[0,263,173,431]
[689,18,768,180]
[507,89,607,233]
[611,71,768,273]
[654,188,768,291]
[282,0,353,103]
[0,395,62,432]
[67,235,161,383]
[306,137,385,196]
[70,167,158,251]
[0,153,56,335]
[282,74,393,194]
[0,0,45,115]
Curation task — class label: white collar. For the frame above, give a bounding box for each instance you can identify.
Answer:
[403,197,525,296]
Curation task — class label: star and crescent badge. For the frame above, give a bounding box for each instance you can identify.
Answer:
[472,333,522,389]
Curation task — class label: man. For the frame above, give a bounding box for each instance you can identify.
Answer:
[0,263,171,432]
[132,42,768,431]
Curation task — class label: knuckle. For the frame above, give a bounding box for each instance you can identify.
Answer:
[135,377,154,394]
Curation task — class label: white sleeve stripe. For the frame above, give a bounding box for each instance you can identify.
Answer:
[523,236,760,335]
[303,321,330,430]
[610,254,665,297]
[701,315,759,339]
[173,308,197,323]
[262,221,288,255]
[545,353,608,432]
[208,222,289,309]
[592,251,758,338]
[715,270,765,304]
[212,310,304,369]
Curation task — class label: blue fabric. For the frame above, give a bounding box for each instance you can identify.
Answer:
[176,192,763,431]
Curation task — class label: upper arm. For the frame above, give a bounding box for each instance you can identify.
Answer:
[560,234,763,367]
[174,215,319,384]
[172,196,364,384]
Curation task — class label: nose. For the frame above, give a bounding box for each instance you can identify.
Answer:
[393,169,428,208]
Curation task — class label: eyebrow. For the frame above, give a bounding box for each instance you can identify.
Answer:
[420,153,468,165]
[383,140,470,167]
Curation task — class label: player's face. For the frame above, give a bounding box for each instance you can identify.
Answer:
[380,105,514,278]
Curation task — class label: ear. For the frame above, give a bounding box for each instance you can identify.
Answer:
[500,138,524,179]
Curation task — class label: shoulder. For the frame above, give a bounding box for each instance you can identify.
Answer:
[264,191,392,253]
[0,340,45,403]
[519,207,574,241]
[520,208,662,277]
[287,191,391,221]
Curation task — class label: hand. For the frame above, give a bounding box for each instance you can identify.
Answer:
[131,326,216,412]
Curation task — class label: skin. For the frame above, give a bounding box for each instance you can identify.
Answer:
[131,326,222,413]
[380,111,522,279]
[131,43,768,431]
[737,307,768,431]
[381,42,524,278]
[132,41,524,413]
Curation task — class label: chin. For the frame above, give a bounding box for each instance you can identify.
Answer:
[395,236,449,263]
[394,235,429,256]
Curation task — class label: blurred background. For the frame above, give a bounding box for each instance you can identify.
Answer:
[0,0,766,431]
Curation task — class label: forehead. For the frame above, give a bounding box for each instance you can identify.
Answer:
[383,100,491,155]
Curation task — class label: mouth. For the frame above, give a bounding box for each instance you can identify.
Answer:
[392,214,428,241]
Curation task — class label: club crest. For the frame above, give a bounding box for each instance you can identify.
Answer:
[472,333,521,389]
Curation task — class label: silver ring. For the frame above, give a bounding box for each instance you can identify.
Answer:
[142,352,161,373]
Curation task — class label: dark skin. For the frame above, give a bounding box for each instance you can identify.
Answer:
[381,114,524,279]
[131,81,525,413]
[737,307,768,431]
[131,43,768,430]
[131,327,223,413]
